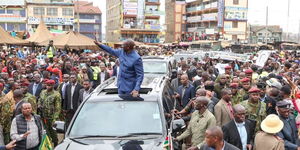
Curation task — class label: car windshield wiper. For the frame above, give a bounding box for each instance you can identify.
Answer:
[71,135,118,139]
[117,132,162,138]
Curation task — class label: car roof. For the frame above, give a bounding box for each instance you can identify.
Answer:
[142,56,173,62]
[85,93,159,102]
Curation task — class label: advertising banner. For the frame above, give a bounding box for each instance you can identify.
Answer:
[225,6,248,21]
[217,0,224,27]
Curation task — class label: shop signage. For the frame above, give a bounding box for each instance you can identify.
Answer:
[28,17,74,25]
[0,14,25,22]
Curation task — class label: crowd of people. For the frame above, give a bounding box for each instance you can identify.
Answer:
[166,50,300,150]
[0,39,300,150]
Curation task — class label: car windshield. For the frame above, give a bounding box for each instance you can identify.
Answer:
[143,61,167,74]
[69,101,163,137]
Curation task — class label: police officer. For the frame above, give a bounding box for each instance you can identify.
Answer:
[240,87,266,132]
[38,80,61,146]
[254,114,285,150]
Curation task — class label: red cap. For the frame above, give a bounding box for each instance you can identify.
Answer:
[240,77,250,83]
[248,87,261,93]
[21,82,30,86]
[45,80,55,85]
[2,67,7,73]
[230,83,239,88]
[245,69,253,74]
[225,66,232,69]
[52,68,60,73]
[0,83,3,88]
[43,79,49,83]
[46,66,52,72]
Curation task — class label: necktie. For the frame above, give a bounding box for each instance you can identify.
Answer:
[227,103,234,119]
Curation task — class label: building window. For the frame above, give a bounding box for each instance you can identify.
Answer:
[258,33,262,36]
[47,8,58,16]
[47,25,58,30]
[33,7,45,15]
[62,8,73,16]
[63,25,73,31]
[233,0,239,5]
[232,35,238,40]
[232,21,238,28]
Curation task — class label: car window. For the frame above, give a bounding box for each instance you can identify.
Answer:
[143,61,167,74]
[69,101,163,137]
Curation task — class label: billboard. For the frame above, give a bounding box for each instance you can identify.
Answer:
[123,0,137,15]
[217,0,224,27]
[224,7,248,21]
[28,17,73,25]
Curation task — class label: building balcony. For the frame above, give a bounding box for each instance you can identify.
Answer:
[145,0,160,5]
[186,2,218,13]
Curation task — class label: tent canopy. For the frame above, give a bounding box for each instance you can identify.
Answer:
[0,26,28,45]
[27,20,53,43]
[39,31,99,50]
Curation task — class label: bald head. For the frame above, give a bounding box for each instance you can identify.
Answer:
[233,104,246,113]
[13,89,24,101]
[196,89,207,97]
[123,39,135,53]
[206,126,223,140]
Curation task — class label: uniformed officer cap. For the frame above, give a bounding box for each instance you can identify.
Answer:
[276,100,290,109]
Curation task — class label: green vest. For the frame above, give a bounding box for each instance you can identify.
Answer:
[47,47,54,58]
[91,66,100,80]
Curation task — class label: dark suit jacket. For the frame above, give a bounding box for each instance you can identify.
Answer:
[13,100,25,118]
[64,83,83,111]
[277,115,300,150]
[78,88,94,106]
[177,84,195,107]
[222,120,255,150]
[28,82,43,98]
[200,141,240,150]
[99,71,110,84]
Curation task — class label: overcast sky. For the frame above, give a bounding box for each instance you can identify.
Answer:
[88,0,300,35]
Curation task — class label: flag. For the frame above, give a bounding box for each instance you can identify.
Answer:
[39,134,53,150]
[163,134,172,150]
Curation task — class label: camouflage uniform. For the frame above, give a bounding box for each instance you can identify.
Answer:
[240,100,266,133]
[0,99,13,144]
[231,93,242,105]
[214,83,227,99]
[23,93,37,113]
[237,89,249,101]
[38,89,61,146]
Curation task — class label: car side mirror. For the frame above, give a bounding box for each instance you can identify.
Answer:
[53,121,65,133]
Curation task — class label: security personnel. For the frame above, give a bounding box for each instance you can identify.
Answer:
[38,80,61,146]
[21,82,37,113]
[241,87,266,132]
[46,40,56,62]
[254,114,285,150]
[0,97,14,144]
[238,77,251,101]
[230,83,241,105]
[90,60,101,88]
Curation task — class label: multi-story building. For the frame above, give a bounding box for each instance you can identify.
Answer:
[26,0,74,34]
[74,1,102,41]
[250,25,282,44]
[165,0,185,43]
[0,0,26,32]
[106,0,166,44]
[183,0,248,42]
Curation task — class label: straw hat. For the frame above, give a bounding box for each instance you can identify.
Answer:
[260,114,284,134]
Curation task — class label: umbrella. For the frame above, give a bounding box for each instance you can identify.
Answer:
[0,26,28,45]
[39,31,99,50]
[27,20,53,43]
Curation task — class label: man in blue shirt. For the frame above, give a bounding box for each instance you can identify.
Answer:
[94,40,144,99]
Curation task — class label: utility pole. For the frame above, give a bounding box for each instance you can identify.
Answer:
[265,5,268,44]
[286,0,290,41]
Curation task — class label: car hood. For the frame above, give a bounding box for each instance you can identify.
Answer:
[55,138,164,150]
